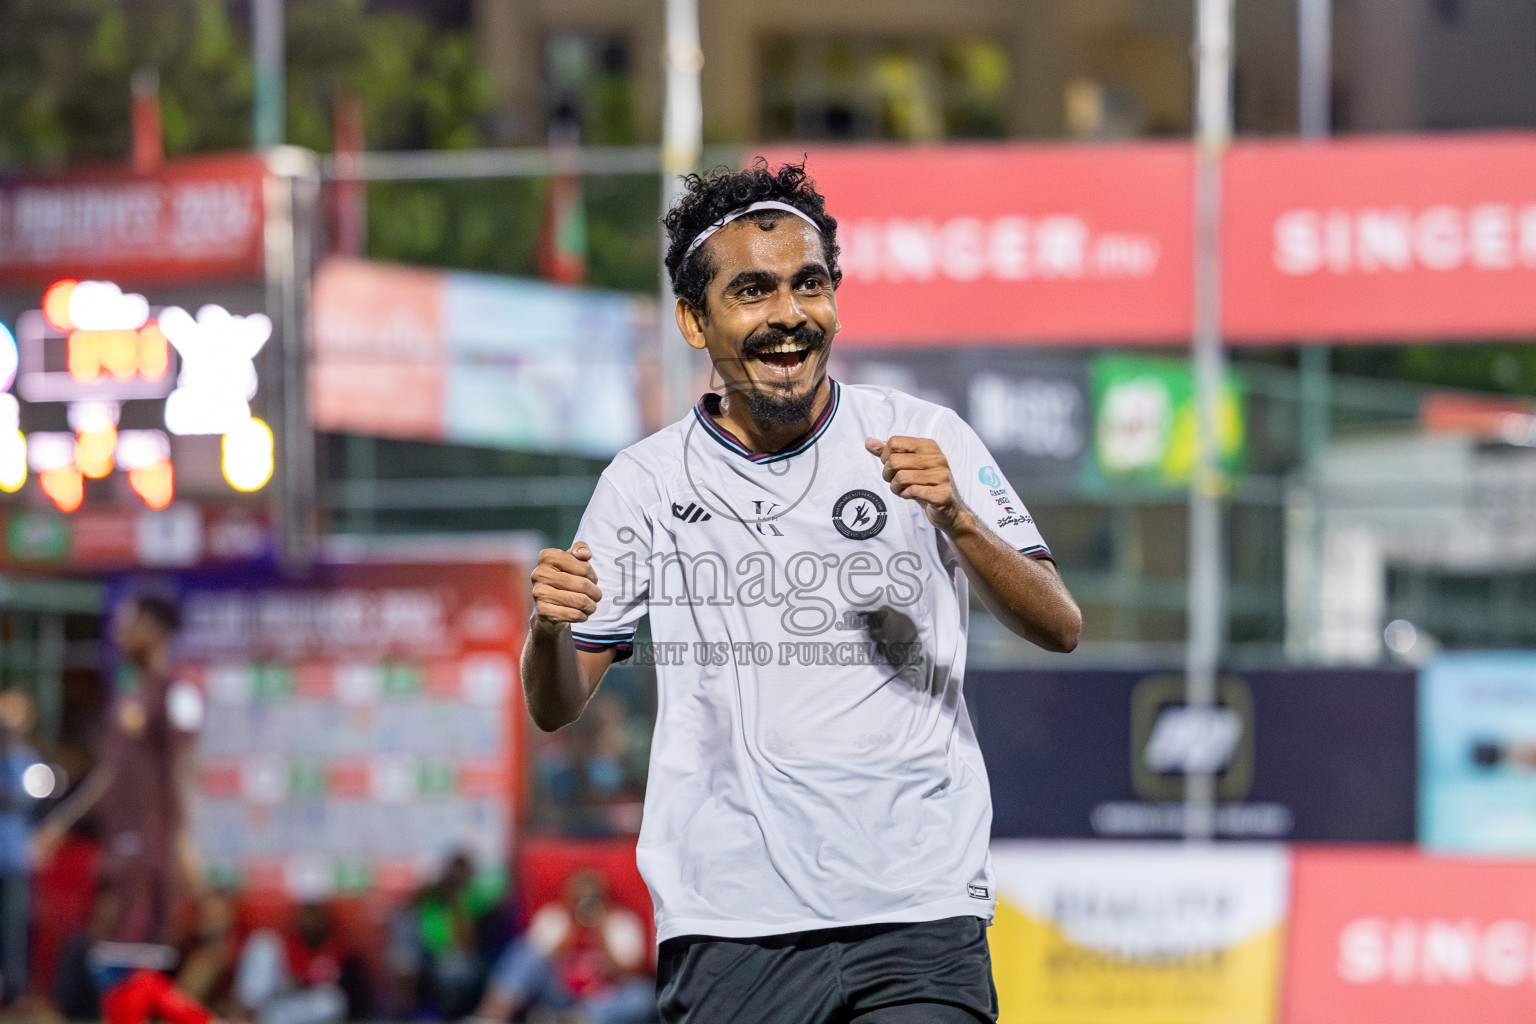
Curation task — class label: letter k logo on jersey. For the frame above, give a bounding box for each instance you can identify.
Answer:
[753,500,784,537]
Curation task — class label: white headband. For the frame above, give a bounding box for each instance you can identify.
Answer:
[682,200,822,261]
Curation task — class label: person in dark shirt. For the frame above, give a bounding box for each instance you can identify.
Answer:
[35,593,210,1015]
[386,851,502,1018]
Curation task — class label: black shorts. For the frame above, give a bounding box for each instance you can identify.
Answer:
[656,915,997,1024]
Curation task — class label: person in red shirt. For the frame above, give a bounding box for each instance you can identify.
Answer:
[469,870,652,1024]
[232,900,372,1024]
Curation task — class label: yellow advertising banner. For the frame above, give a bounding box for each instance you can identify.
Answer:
[989,841,1290,1024]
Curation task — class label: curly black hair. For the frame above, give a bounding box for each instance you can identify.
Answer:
[663,159,841,315]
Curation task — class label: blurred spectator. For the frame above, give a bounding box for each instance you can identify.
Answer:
[33,593,209,1017]
[176,891,240,1013]
[232,900,371,1024]
[0,690,41,1005]
[468,870,652,1024]
[52,886,118,1018]
[534,694,645,836]
[387,851,499,1018]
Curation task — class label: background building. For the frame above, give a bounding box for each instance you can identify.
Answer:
[473,0,1196,145]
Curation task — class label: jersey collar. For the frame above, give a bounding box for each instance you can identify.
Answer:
[693,379,841,465]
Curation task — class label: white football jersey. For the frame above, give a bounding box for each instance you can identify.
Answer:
[571,380,1051,942]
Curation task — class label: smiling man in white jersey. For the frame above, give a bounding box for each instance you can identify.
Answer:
[522,161,1082,1024]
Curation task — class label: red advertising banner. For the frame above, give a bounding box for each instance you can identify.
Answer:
[0,153,267,288]
[310,258,448,441]
[1224,134,1536,341]
[1285,848,1536,1023]
[764,143,1194,346]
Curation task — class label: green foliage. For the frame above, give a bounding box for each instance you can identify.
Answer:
[0,0,493,165]
[0,0,253,165]
[0,2,660,290]
[1332,344,1536,398]
[367,178,546,278]
[585,175,663,293]
[285,2,495,153]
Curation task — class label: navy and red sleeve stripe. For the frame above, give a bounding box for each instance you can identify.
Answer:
[571,630,635,662]
[1020,544,1055,563]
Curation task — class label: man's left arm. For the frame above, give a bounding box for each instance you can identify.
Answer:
[867,435,1082,653]
[167,678,207,894]
[171,742,203,893]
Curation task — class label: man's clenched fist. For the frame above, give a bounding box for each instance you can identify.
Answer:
[530,542,603,631]
[865,435,971,534]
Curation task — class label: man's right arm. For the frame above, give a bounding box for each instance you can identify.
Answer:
[33,765,113,867]
[521,542,617,731]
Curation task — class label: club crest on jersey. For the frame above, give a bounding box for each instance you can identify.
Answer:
[832,489,887,540]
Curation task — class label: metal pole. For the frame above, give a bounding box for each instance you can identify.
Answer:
[321,144,751,183]
[263,147,320,573]
[327,145,663,182]
[1298,0,1332,139]
[1185,0,1234,842]
[1299,345,1330,656]
[659,0,704,424]
[253,0,285,149]
[1298,0,1332,659]
[36,612,64,751]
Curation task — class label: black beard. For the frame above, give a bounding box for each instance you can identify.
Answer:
[743,382,820,426]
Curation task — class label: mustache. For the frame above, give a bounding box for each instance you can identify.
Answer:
[741,322,827,358]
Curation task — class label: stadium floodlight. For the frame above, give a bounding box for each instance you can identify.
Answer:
[160,304,270,435]
[222,417,275,492]
[67,281,149,332]
[0,431,25,493]
[128,459,174,511]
